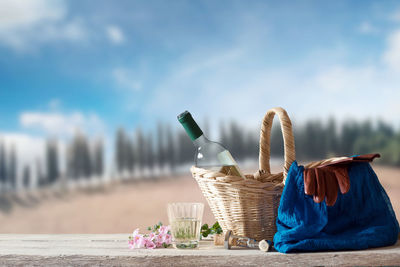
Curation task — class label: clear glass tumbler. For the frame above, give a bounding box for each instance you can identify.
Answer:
[167,202,204,249]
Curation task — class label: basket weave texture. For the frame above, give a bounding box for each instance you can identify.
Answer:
[191,107,296,241]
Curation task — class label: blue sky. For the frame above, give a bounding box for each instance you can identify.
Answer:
[1,0,400,169]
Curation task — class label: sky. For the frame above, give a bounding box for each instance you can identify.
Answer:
[1,0,400,173]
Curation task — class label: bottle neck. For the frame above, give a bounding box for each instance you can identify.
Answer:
[177,111,203,141]
[193,134,208,147]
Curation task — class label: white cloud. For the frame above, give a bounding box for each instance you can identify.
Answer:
[0,0,65,30]
[20,111,105,137]
[142,27,400,129]
[106,25,125,44]
[313,65,377,93]
[143,47,299,129]
[383,29,400,72]
[358,21,378,34]
[390,9,400,22]
[112,68,142,91]
[0,0,87,51]
[0,133,45,166]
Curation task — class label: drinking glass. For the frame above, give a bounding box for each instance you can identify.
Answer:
[167,202,204,249]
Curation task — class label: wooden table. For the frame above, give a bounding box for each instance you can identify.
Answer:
[0,234,399,266]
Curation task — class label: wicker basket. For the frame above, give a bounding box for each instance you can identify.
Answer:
[191,107,296,241]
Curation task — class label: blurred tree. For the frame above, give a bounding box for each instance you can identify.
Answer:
[381,134,400,166]
[115,128,127,173]
[81,134,92,178]
[165,125,176,170]
[325,117,339,156]
[219,122,229,148]
[145,132,155,171]
[125,138,135,174]
[0,141,6,185]
[377,120,394,138]
[353,119,396,164]
[23,165,30,189]
[352,120,374,155]
[177,130,194,164]
[296,120,322,159]
[244,131,258,159]
[156,122,166,168]
[68,132,92,179]
[340,120,360,156]
[66,145,75,180]
[228,121,245,160]
[359,120,373,139]
[372,122,393,150]
[353,136,371,155]
[135,128,146,171]
[93,139,104,176]
[46,138,59,184]
[270,123,284,158]
[36,158,45,187]
[8,144,17,190]
[292,125,303,160]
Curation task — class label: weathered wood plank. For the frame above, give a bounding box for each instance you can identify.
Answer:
[0,234,398,266]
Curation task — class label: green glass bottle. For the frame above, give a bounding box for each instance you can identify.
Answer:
[178,111,245,178]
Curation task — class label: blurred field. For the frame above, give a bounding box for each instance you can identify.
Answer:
[0,164,398,234]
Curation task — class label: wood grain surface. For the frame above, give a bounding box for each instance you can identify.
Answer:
[0,234,398,266]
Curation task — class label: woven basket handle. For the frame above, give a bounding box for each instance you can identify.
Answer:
[259,107,296,181]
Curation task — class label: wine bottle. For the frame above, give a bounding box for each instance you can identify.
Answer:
[177,111,245,178]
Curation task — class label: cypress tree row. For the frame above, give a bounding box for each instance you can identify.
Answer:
[1,116,400,193]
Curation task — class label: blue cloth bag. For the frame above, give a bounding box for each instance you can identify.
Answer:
[274,160,399,253]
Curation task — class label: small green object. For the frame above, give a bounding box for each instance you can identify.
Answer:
[177,111,203,141]
[201,221,222,238]
[211,222,222,234]
[147,226,152,231]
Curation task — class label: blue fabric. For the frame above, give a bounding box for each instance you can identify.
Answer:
[274,160,399,253]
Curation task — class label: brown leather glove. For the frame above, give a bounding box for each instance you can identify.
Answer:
[303,154,380,206]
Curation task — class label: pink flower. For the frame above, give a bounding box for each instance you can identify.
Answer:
[129,225,172,249]
[132,229,146,248]
[148,232,156,241]
[164,233,172,244]
[155,234,165,247]
[128,240,135,249]
[159,225,170,235]
[145,238,156,249]
[132,228,140,236]
[133,235,145,248]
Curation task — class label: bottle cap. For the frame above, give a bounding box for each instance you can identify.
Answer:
[177,111,203,141]
[258,239,271,252]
